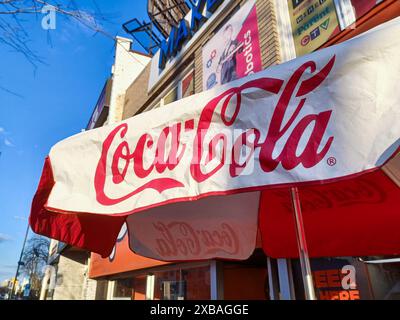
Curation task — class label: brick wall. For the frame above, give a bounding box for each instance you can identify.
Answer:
[256,0,281,68]
[122,63,151,120]
[194,45,203,95]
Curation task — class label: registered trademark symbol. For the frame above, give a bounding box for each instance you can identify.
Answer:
[327,157,337,166]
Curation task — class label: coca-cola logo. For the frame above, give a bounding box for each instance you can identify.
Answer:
[94,56,336,205]
[152,221,240,258]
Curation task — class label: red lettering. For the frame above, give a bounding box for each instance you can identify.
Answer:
[153,221,240,258]
[94,56,336,206]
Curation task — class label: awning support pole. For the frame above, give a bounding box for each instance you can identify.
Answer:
[290,187,317,300]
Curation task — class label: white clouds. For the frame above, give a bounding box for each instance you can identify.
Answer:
[0,127,15,148]
[13,216,27,222]
[4,138,14,147]
[0,233,12,243]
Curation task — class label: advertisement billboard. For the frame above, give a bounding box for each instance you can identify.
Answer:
[202,0,262,90]
[288,0,340,57]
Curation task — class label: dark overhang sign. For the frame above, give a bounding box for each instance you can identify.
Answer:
[158,0,224,69]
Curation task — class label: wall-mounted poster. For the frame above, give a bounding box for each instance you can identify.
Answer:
[202,0,262,91]
[288,0,340,57]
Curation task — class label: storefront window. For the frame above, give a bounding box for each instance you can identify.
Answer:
[362,257,400,300]
[181,70,195,99]
[111,265,210,300]
[163,86,178,105]
[161,68,195,107]
[291,256,400,300]
[153,265,211,300]
[95,280,108,300]
[111,276,147,300]
[113,278,133,300]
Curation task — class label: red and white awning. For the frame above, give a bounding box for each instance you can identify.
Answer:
[30,17,400,259]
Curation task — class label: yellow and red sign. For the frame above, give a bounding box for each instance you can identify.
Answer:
[288,0,340,56]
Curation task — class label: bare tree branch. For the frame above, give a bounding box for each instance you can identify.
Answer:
[19,235,50,299]
[0,0,114,68]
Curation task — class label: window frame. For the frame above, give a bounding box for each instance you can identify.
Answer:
[146,64,195,111]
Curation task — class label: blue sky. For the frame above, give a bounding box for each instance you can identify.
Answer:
[0,0,148,282]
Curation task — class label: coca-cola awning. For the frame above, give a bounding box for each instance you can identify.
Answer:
[30,17,400,259]
[260,155,400,258]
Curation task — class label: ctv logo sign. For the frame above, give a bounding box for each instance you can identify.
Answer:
[158,0,224,69]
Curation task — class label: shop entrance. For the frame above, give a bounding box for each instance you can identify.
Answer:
[290,256,400,300]
[106,249,287,300]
